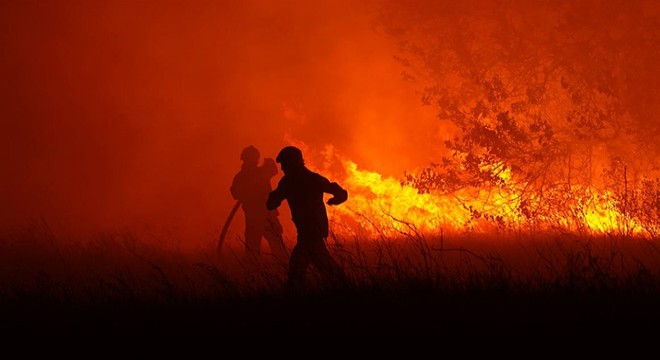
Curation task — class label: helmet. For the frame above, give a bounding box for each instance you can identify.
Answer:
[240,145,260,163]
[276,146,304,165]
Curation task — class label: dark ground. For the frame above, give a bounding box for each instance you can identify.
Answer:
[4,286,660,339]
[3,230,660,347]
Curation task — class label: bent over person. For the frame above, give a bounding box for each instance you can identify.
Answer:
[266,146,348,289]
[230,145,287,263]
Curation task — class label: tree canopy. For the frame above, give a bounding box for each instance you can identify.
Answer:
[378,0,660,194]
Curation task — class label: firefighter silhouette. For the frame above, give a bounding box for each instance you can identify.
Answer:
[267,146,348,289]
[230,145,287,263]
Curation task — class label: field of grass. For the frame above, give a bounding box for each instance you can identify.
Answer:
[2,220,660,340]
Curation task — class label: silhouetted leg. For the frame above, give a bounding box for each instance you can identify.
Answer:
[244,215,263,265]
[264,212,287,263]
[264,232,287,263]
[310,241,347,286]
[287,244,312,290]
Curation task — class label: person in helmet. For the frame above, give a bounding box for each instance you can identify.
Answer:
[267,146,348,289]
[230,145,287,263]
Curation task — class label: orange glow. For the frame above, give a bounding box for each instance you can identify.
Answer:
[299,148,651,237]
[5,1,660,332]
[1,0,659,244]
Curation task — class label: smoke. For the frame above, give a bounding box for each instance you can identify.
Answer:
[0,0,439,240]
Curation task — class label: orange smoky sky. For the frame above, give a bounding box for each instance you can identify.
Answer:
[0,0,439,239]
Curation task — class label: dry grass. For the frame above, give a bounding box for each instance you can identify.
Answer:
[2,220,660,337]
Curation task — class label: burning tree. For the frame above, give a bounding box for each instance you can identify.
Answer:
[375,0,660,234]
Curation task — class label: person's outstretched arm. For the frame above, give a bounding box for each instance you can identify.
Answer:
[267,179,287,210]
[324,181,348,205]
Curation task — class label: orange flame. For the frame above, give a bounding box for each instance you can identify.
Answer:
[311,154,646,238]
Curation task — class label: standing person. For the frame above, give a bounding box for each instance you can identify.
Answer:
[266,146,348,289]
[230,145,287,263]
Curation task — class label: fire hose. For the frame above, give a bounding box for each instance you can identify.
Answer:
[217,200,241,257]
